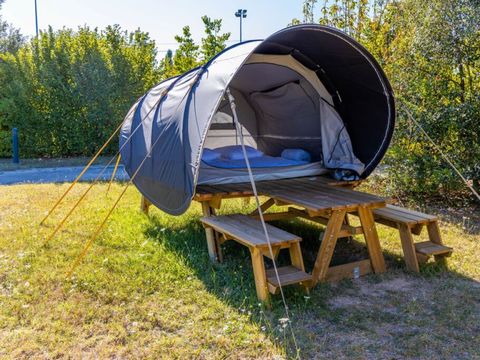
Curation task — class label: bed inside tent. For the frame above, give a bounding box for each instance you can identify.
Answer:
[198,53,364,186]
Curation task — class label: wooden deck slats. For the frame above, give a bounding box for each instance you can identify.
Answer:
[415,241,453,256]
[256,179,386,212]
[194,175,361,201]
[266,266,312,288]
[200,214,301,249]
[373,204,437,225]
[196,176,386,213]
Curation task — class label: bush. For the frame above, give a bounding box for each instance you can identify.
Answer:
[0,25,159,157]
[0,129,9,157]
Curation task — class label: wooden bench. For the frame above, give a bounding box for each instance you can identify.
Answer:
[372,205,453,272]
[200,214,311,303]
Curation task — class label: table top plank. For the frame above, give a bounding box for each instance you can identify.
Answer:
[195,175,387,212]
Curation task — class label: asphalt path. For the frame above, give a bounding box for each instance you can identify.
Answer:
[0,165,129,185]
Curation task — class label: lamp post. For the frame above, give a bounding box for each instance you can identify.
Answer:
[234,9,247,43]
[34,0,39,37]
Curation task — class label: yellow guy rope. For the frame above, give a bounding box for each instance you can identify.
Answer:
[66,73,198,275]
[43,93,164,246]
[106,154,121,195]
[66,116,167,277]
[39,120,126,226]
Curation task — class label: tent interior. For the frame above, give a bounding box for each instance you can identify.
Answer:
[198,53,364,185]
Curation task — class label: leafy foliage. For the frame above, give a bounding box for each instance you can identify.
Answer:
[0,25,159,157]
[0,0,24,53]
[172,26,199,75]
[295,0,480,200]
[0,12,230,158]
[200,16,230,63]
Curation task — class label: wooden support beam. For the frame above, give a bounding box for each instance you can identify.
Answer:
[427,222,444,245]
[201,202,220,262]
[311,209,346,286]
[397,223,420,272]
[209,196,222,209]
[261,246,280,260]
[326,259,372,282]
[250,198,275,216]
[358,206,386,273]
[140,195,151,215]
[288,207,362,237]
[253,211,297,222]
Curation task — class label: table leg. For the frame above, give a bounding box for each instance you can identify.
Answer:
[358,206,386,273]
[140,195,151,215]
[311,209,346,286]
[201,202,220,262]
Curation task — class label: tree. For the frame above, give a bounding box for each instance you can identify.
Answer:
[298,0,480,198]
[200,16,230,63]
[173,26,199,74]
[0,0,25,53]
[159,49,175,79]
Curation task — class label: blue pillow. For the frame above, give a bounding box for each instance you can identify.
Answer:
[201,148,221,161]
[216,145,263,160]
[281,148,311,162]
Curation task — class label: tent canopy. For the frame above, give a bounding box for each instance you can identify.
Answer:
[120,25,395,215]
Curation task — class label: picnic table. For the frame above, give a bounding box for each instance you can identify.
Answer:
[194,176,389,285]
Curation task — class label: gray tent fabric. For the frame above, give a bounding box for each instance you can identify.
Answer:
[319,99,365,174]
[120,25,395,216]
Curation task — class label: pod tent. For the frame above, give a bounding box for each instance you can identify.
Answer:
[120,24,395,215]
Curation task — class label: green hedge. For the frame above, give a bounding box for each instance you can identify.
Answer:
[0,25,159,158]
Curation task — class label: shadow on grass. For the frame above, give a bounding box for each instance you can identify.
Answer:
[143,212,480,358]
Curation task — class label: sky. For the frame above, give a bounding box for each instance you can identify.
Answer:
[2,0,304,54]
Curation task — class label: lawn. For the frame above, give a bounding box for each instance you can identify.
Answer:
[0,182,479,359]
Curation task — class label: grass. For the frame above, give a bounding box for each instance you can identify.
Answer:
[0,182,479,359]
[0,156,111,172]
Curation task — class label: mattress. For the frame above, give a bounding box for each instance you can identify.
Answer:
[197,161,328,185]
[201,154,308,169]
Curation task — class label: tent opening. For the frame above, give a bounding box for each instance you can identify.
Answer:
[198,53,364,186]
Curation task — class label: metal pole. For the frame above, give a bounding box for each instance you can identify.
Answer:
[12,128,19,164]
[34,0,39,37]
[239,15,242,43]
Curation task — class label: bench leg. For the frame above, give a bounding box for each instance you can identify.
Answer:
[427,222,449,263]
[289,242,309,293]
[398,223,420,272]
[250,247,270,305]
[289,242,305,272]
[427,222,443,245]
[358,206,386,274]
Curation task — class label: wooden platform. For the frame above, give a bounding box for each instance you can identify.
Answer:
[194,175,362,202]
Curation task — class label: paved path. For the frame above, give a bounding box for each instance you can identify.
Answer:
[0,165,130,185]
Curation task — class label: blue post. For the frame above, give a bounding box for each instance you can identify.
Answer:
[12,128,19,164]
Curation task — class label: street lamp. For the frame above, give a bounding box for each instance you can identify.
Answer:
[34,0,39,37]
[234,9,247,43]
